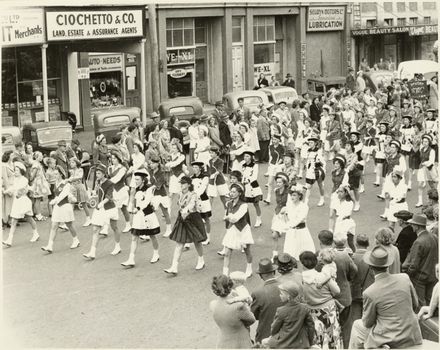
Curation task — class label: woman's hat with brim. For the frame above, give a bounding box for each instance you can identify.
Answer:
[272,134,282,141]
[426,108,437,113]
[283,151,295,159]
[243,150,255,158]
[402,115,413,120]
[363,245,394,267]
[110,150,124,163]
[191,161,205,168]
[239,122,249,132]
[278,101,287,106]
[350,131,361,137]
[392,169,403,178]
[199,114,209,122]
[390,140,401,149]
[96,134,105,144]
[393,210,413,221]
[230,170,243,181]
[256,258,278,274]
[209,146,220,154]
[134,169,149,178]
[422,134,433,143]
[179,176,192,185]
[150,155,161,163]
[407,214,427,227]
[333,154,346,167]
[69,157,81,168]
[275,172,289,184]
[230,182,245,193]
[379,121,389,126]
[14,161,26,172]
[308,136,319,143]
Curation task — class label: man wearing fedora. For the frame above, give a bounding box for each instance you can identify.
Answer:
[144,111,160,140]
[402,214,439,308]
[282,73,295,89]
[251,258,283,344]
[211,101,225,124]
[349,245,422,349]
[394,210,417,264]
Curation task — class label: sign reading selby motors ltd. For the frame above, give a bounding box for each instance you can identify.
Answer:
[1,9,45,46]
[46,9,143,41]
[307,7,345,32]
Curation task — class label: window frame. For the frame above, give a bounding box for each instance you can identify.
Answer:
[166,18,195,48]
[253,16,275,44]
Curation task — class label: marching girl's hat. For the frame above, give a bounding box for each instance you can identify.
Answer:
[333,154,347,168]
[110,150,124,163]
[275,172,289,184]
[230,183,245,193]
[349,131,361,137]
[422,134,433,144]
[239,122,249,132]
[402,115,413,120]
[308,135,319,142]
[134,169,149,177]
[426,108,437,113]
[14,161,26,172]
[284,151,295,159]
[391,169,404,178]
[229,170,243,182]
[150,155,161,163]
[95,164,108,174]
[191,161,205,168]
[209,146,220,154]
[390,140,401,149]
[243,150,255,158]
[272,134,282,140]
[179,176,192,185]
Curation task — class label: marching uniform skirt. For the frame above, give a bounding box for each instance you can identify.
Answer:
[113,186,129,208]
[387,201,409,223]
[169,173,184,195]
[284,224,315,260]
[334,217,356,241]
[10,195,33,219]
[418,166,438,183]
[197,197,212,219]
[152,193,171,209]
[267,163,282,177]
[71,181,89,203]
[271,212,289,233]
[91,207,119,227]
[169,212,207,244]
[207,183,229,197]
[409,151,421,170]
[131,210,160,236]
[329,192,339,211]
[222,224,254,250]
[52,203,75,223]
[244,182,263,203]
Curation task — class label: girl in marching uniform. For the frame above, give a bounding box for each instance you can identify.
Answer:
[345,141,362,212]
[400,115,415,189]
[349,131,365,195]
[271,172,290,260]
[121,169,160,268]
[283,184,315,260]
[373,122,389,187]
[238,123,251,148]
[304,136,326,207]
[222,183,254,278]
[165,140,187,203]
[418,134,438,207]
[280,151,297,183]
[194,127,211,165]
[2,162,40,247]
[425,109,438,160]
[207,146,228,210]
[191,161,212,246]
[329,155,349,233]
[67,157,91,227]
[41,166,80,253]
[264,134,285,204]
[362,118,376,164]
[320,106,331,157]
[294,112,306,176]
[148,155,172,237]
[385,169,408,230]
[164,176,207,275]
[299,119,314,179]
[230,132,246,172]
[241,151,263,227]
[83,164,122,260]
[108,151,131,233]
[333,185,356,253]
[128,142,146,202]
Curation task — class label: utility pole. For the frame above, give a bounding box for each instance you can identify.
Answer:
[148,3,160,111]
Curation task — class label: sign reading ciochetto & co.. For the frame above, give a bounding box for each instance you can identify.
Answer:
[307,6,345,32]
[45,8,144,41]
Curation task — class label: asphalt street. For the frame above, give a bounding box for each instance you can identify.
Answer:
[2,160,423,348]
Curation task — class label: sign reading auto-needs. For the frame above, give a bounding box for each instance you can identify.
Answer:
[307,6,345,32]
[1,9,45,46]
[46,9,143,41]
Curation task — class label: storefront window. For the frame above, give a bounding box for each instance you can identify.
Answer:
[195,19,207,45]
[2,48,17,104]
[166,18,194,47]
[253,16,275,42]
[232,17,242,43]
[90,71,123,108]
[168,69,193,98]
[254,43,275,64]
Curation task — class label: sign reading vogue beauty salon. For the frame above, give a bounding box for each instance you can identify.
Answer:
[1,9,45,46]
[46,9,143,41]
[307,7,345,32]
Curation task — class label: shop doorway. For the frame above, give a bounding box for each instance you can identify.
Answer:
[125,54,140,108]
[232,46,244,91]
[195,47,208,102]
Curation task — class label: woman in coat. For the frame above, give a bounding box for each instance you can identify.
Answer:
[310,97,322,124]
[2,150,16,227]
[210,275,256,349]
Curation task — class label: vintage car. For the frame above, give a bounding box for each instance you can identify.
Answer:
[1,126,22,154]
[364,70,394,92]
[260,86,299,107]
[92,106,141,141]
[22,121,72,154]
[222,90,270,115]
[397,60,439,81]
[306,76,346,99]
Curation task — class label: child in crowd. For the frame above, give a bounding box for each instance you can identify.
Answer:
[316,248,337,288]
[228,271,252,305]
[44,157,58,216]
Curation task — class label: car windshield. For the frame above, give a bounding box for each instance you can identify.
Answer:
[274,91,294,101]
[2,134,13,145]
[326,83,343,90]
[242,96,263,105]
[37,127,72,144]
[169,106,194,116]
[103,115,130,126]
[371,74,392,86]
[315,83,325,93]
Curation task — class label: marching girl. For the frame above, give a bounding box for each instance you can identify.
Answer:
[293,111,305,176]
[222,183,254,278]
[241,151,263,228]
[333,185,356,253]
[165,139,187,204]
[349,131,365,195]
[121,169,160,268]
[108,151,131,233]
[326,112,342,160]
[2,162,40,247]
[271,172,290,260]
[230,132,246,172]
[283,184,315,260]
[207,146,228,210]
[345,142,362,212]
[67,157,91,227]
[304,136,326,207]
[298,118,314,179]
[329,155,349,233]
[83,164,122,260]
[384,169,408,230]
[373,121,389,187]
[164,176,207,275]
[127,142,146,203]
[320,106,331,158]
[264,134,285,204]
[362,118,376,164]
[418,134,438,207]
[280,151,296,183]
[41,166,80,253]
[194,127,211,165]
[400,115,415,189]
[148,155,172,237]
[425,108,438,160]
[191,161,212,245]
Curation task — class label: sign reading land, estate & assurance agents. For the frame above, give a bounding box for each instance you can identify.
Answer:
[46,9,143,41]
[307,6,345,32]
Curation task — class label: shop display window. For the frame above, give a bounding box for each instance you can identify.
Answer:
[168,72,193,98]
[90,71,123,108]
[254,43,275,64]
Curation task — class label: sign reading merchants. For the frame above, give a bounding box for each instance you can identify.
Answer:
[46,9,143,41]
[307,6,345,32]
[1,9,45,46]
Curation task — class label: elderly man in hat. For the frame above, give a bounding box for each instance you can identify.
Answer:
[52,140,69,175]
[394,210,417,264]
[282,73,295,89]
[402,214,439,307]
[144,111,160,140]
[211,101,225,124]
[349,245,423,349]
[251,258,283,344]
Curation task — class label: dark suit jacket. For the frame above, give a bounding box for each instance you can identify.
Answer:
[169,126,183,145]
[268,300,315,349]
[52,149,69,174]
[251,279,283,343]
[334,249,358,307]
[351,249,375,301]
[362,272,422,349]
[219,120,232,147]
[402,230,438,283]
[396,225,418,264]
[310,103,322,124]
[282,79,295,89]
[346,74,356,91]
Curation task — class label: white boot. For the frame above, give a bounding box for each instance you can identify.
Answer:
[2,235,13,247]
[83,247,96,260]
[163,225,172,237]
[82,217,91,227]
[183,243,191,250]
[222,267,229,276]
[254,217,262,228]
[41,241,54,253]
[415,195,423,208]
[272,250,278,262]
[353,201,360,212]
[317,196,325,207]
[359,184,365,193]
[164,258,179,275]
[195,256,205,270]
[407,179,412,190]
[202,233,210,246]
[217,246,226,256]
[122,222,131,233]
[30,231,40,242]
[264,194,271,204]
[380,208,389,220]
[245,263,253,278]
[121,253,135,267]
[150,250,160,264]
[110,243,121,256]
[70,237,80,249]
[99,224,109,236]
[59,223,68,231]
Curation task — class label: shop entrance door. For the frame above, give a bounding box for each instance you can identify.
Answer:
[232,46,244,91]
[125,54,140,108]
[195,47,208,102]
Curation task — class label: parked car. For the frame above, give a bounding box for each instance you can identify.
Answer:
[260,86,298,107]
[222,90,270,115]
[92,106,141,141]
[306,76,346,99]
[1,126,22,154]
[22,121,72,155]
[364,70,395,92]
[397,60,439,81]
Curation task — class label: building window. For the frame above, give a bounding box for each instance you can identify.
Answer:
[384,18,394,26]
[232,17,242,43]
[195,19,207,45]
[383,2,393,12]
[423,2,436,10]
[396,2,406,12]
[166,18,194,48]
[424,17,431,24]
[397,18,406,26]
[409,2,418,11]
[253,16,275,43]
[409,17,418,25]
[366,19,377,28]
[361,2,376,12]
[254,43,275,64]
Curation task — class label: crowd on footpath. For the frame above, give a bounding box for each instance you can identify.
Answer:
[2,67,439,349]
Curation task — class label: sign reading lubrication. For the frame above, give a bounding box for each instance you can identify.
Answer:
[307,7,345,32]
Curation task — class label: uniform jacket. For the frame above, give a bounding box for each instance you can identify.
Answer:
[362,272,422,349]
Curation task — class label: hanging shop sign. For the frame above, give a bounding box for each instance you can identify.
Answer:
[45,8,144,41]
[77,67,90,80]
[408,80,428,100]
[170,68,187,79]
[352,25,438,36]
[89,54,123,73]
[167,48,195,66]
[1,9,45,46]
[307,7,345,32]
